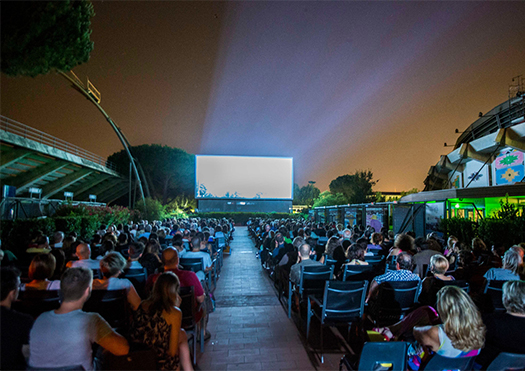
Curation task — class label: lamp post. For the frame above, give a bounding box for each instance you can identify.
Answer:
[58,70,147,206]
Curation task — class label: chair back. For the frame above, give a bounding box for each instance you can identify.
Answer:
[13,290,61,319]
[122,268,148,298]
[342,264,375,281]
[299,265,334,296]
[420,353,476,371]
[322,280,368,323]
[365,256,384,266]
[484,280,506,313]
[324,256,338,267]
[216,237,226,248]
[358,341,408,371]
[373,280,421,325]
[179,258,204,273]
[83,289,129,328]
[179,286,198,329]
[486,352,525,371]
[441,279,470,293]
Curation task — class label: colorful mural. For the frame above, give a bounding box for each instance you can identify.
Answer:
[493,149,524,185]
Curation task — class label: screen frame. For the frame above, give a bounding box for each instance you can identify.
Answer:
[194,154,294,200]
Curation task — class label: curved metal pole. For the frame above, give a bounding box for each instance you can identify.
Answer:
[58,70,146,206]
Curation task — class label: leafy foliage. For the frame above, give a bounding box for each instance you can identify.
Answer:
[293,183,321,206]
[108,144,195,205]
[165,195,197,219]
[133,197,167,221]
[1,1,95,76]
[312,191,347,208]
[329,170,377,204]
[439,200,525,248]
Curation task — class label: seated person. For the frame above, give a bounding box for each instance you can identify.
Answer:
[126,241,145,269]
[131,272,193,371]
[1,267,34,370]
[66,243,101,270]
[93,252,141,311]
[373,286,485,369]
[387,233,415,259]
[345,243,369,265]
[484,249,522,281]
[29,268,129,370]
[146,248,205,321]
[26,235,51,255]
[418,254,454,306]
[21,253,60,290]
[367,232,383,252]
[476,280,525,368]
[183,236,212,281]
[290,243,322,284]
[367,252,420,302]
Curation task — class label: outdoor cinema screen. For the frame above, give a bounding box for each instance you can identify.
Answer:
[196,155,293,200]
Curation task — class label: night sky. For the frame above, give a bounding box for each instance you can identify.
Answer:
[2,1,525,193]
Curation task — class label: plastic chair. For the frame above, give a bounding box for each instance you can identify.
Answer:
[484,280,506,313]
[307,280,368,363]
[13,289,61,319]
[121,267,148,298]
[486,352,525,371]
[441,279,470,293]
[420,353,476,371]
[179,286,204,365]
[369,280,421,326]
[288,265,334,318]
[357,341,408,370]
[342,264,375,281]
[83,289,129,329]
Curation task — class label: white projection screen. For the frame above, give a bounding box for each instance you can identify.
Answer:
[196,155,293,199]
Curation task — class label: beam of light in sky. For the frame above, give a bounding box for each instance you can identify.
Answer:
[199,2,469,189]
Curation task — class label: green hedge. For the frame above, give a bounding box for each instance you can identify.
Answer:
[439,214,525,248]
[189,212,304,225]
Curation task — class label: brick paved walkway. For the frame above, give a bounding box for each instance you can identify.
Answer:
[197,226,316,371]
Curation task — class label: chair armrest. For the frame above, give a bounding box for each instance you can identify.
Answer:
[308,294,324,307]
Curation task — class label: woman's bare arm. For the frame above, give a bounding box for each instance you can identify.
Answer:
[413,325,440,352]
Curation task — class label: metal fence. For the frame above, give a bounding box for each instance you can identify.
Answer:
[0,115,118,171]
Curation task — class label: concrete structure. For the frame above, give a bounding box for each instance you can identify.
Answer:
[1,116,128,217]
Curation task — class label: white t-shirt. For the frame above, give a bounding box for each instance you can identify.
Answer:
[29,310,113,370]
[92,277,134,292]
[70,259,102,270]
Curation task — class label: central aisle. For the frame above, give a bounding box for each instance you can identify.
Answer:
[197,226,315,371]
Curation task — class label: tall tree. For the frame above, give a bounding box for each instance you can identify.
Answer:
[1,1,95,77]
[293,182,321,206]
[108,144,195,205]
[312,191,347,208]
[329,170,377,204]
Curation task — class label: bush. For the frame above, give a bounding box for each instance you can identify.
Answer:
[134,198,167,222]
[439,217,478,245]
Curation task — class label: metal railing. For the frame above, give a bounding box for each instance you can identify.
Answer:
[0,115,117,171]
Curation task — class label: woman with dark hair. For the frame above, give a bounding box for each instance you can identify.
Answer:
[140,240,163,275]
[21,253,60,290]
[131,272,193,370]
[345,244,368,266]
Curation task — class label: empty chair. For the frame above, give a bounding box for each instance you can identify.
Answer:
[420,353,476,371]
[357,341,408,371]
[306,280,368,363]
[486,352,525,371]
[484,280,507,313]
[288,265,334,318]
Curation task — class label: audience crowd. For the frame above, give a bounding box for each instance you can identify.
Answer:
[0,217,234,370]
[248,217,525,369]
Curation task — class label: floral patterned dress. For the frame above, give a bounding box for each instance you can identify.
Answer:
[130,304,180,370]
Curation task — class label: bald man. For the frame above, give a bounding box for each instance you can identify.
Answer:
[289,243,322,284]
[66,244,101,270]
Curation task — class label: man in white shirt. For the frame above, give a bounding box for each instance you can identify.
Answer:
[51,231,64,249]
[183,236,213,281]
